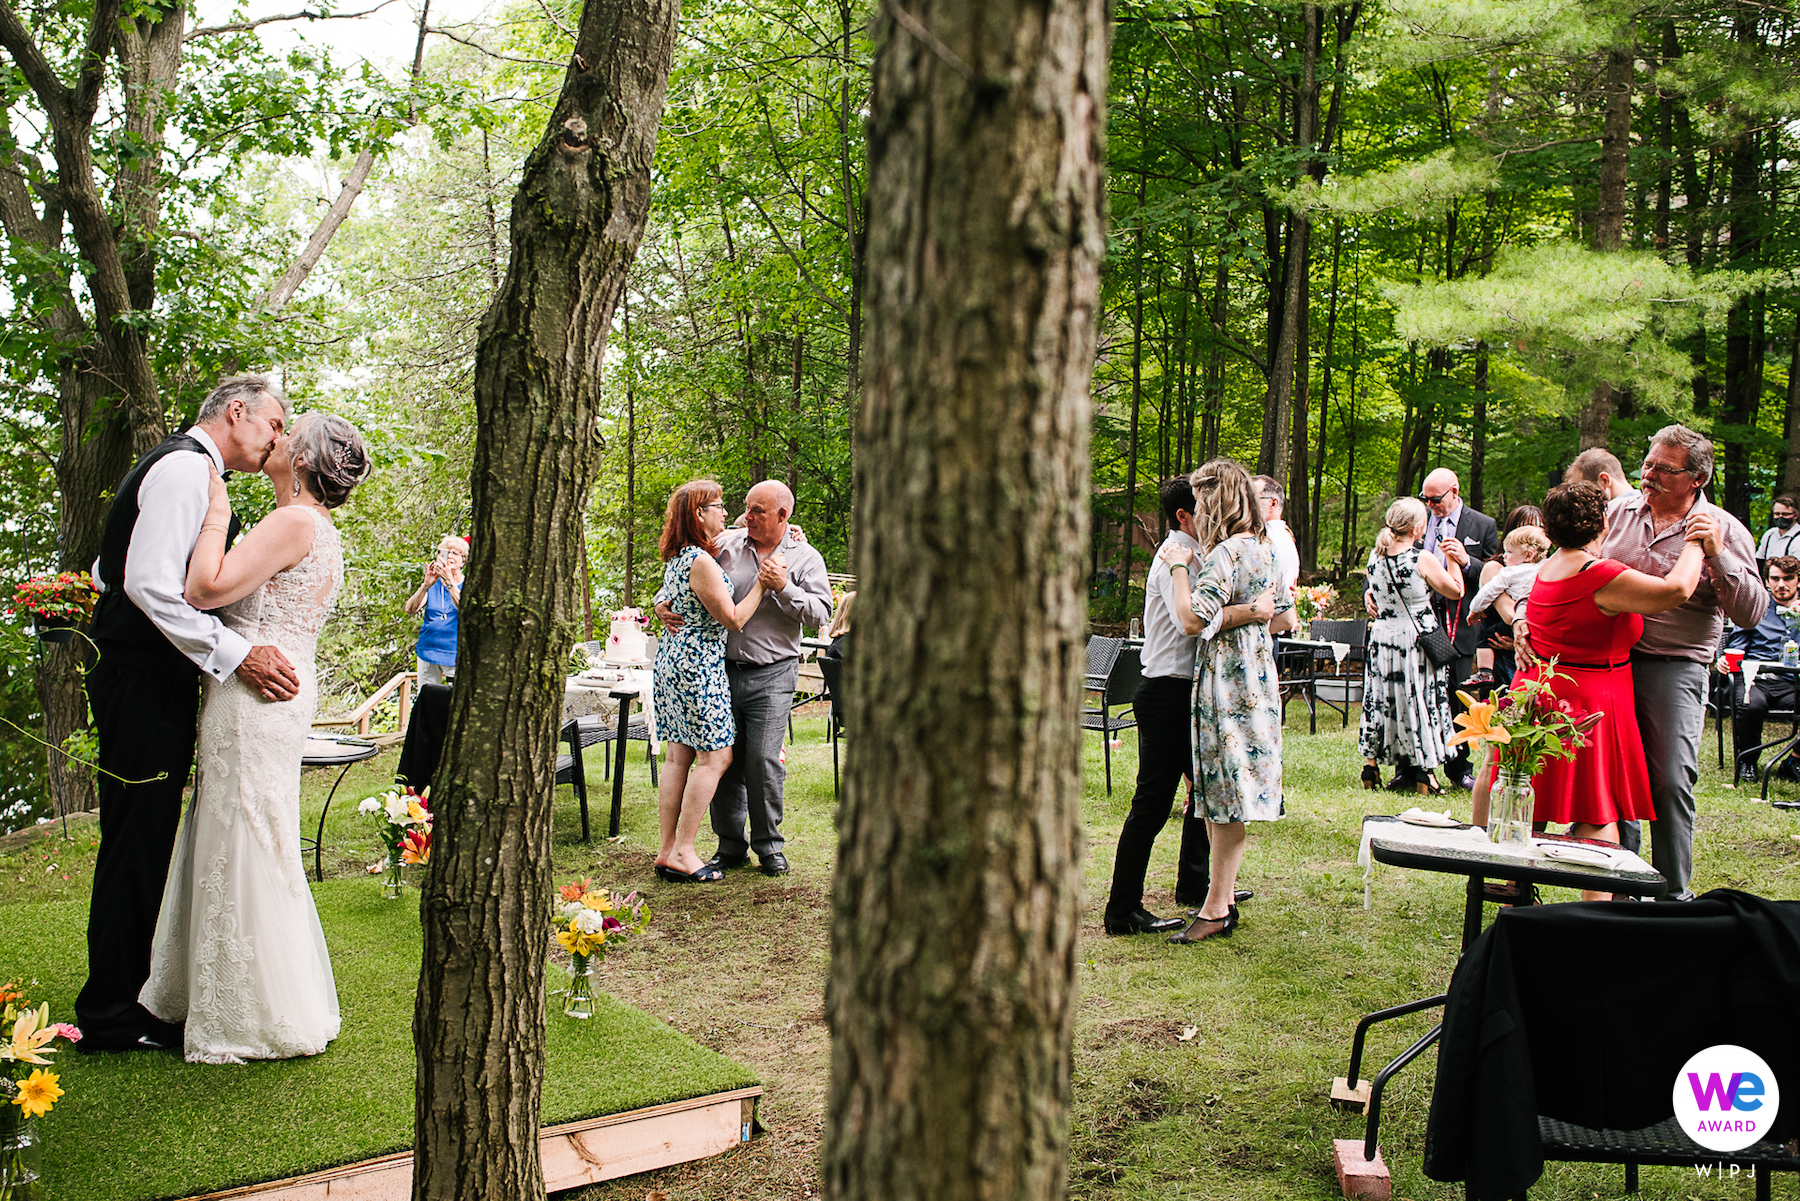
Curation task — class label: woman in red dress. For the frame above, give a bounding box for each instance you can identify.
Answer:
[1494,482,1706,871]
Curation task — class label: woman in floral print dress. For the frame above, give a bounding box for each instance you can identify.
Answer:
[1159,459,1298,943]
[651,480,767,882]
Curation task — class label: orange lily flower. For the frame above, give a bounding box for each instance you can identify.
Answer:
[1448,692,1511,749]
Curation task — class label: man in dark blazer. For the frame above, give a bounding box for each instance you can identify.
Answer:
[1417,467,1499,788]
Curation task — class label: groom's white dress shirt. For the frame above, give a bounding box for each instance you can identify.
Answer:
[92,426,251,680]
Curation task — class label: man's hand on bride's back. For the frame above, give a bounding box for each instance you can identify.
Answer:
[238,645,300,701]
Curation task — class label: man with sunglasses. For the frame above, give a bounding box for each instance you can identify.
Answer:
[1520,425,1764,901]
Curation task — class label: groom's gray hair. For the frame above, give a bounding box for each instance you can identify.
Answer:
[196,374,292,426]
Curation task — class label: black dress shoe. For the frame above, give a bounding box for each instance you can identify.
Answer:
[1103,908,1184,936]
[759,852,791,876]
[706,850,751,871]
[1737,761,1761,785]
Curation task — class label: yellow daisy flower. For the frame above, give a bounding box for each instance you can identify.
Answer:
[13,1068,62,1118]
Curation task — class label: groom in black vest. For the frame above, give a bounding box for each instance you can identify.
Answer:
[76,375,302,1053]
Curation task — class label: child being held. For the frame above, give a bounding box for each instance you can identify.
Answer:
[1464,525,1551,690]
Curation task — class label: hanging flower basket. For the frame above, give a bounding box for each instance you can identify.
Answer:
[11,573,98,643]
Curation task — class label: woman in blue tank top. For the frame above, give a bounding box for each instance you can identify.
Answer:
[405,534,466,685]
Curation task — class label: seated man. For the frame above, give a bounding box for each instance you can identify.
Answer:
[1721,554,1800,782]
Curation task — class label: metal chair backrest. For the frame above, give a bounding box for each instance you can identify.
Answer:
[1310,618,1369,665]
[1086,634,1123,683]
[1098,645,1141,708]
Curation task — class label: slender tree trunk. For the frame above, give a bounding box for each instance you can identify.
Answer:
[412,2,677,1197]
[1121,171,1146,594]
[1312,221,1340,564]
[1578,35,1634,450]
[1721,17,1763,522]
[1783,309,1800,494]
[822,1,1106,1197]
[1260,3,1320,482]
[623,296,637,606]
[1288,251,1312,568]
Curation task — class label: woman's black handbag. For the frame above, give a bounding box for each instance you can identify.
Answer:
[1386,555,1459,668]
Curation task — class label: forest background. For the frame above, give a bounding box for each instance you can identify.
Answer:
[3,0,1798,827]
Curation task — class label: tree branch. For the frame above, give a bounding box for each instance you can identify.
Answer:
[743,192,850,324]
[424,24,564,67]
[0,0,73,122]
[186,0,403,41]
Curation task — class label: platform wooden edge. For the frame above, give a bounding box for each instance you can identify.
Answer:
[184,1086,764,1200]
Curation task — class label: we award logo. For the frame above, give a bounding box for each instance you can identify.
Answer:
[1673,1045,1781,1152]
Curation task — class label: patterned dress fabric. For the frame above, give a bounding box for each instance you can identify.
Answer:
[653,544,736,752]
[1359,545,1454,769]
[1188,533,1290,823]
[1503,559,1655,825]
[140,508,343,1063]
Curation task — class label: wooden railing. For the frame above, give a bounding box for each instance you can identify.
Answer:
[314,671,416,738]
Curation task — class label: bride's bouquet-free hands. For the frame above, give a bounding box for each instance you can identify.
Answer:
[357,785,433,868]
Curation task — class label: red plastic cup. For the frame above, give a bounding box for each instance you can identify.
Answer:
[1724,650,1746,672]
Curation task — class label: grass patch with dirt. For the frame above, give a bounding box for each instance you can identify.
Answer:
[6,697,1798,1200]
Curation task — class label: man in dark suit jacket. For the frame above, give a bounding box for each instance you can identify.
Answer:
[1417,467,1499,788]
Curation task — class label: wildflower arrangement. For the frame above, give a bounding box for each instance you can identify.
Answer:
[10,572,99,624]
[356,785,433,860]
[1294,583,1338,625]
[1447,661,1604,777]
[0,982,80,1122]
[551,878,649,964]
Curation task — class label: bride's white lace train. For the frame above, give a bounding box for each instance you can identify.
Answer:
[140,509,343,1064]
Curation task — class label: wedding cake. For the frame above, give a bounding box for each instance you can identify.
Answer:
[604,608,650,663]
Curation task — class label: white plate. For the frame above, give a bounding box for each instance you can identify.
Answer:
[1397,808,1461,828]
[1537,842,1618,867]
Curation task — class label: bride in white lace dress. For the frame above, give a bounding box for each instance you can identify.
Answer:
[140,413,372,1064]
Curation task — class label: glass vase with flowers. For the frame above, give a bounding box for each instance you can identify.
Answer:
[1447,661,1603,847]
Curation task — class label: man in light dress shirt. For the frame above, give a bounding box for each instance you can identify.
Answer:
[1251,475,1299,598]
[1104,478,1269,935]
[657,480,833,876]
[77,375,301,1053]
[1521,425,1765,901]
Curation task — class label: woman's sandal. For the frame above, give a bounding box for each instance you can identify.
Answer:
[1168,905,1239,944]
[656,862,726,884]
[1415,774,1445,797]
[1361,765,1381,790]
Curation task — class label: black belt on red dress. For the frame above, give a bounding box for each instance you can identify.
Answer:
[1549,658,1632,671]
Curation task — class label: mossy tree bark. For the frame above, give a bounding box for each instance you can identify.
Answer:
[821,3,1107,1199]
[411,2,677,1197]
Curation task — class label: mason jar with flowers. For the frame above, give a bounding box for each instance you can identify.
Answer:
[1448,662,1603,848]
[550,879,650,1018]
[356,786,432,898]
[0,983,81,1201]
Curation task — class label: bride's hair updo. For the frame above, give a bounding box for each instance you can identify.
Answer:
[291,413,372,509]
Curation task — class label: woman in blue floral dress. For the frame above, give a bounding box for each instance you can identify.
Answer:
[1159,459,1298,943]
[652,480,767,882]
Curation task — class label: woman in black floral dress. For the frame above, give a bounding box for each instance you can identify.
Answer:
[1359,497,1467,794]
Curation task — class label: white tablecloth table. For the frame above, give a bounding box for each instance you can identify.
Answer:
[563,666,657,753]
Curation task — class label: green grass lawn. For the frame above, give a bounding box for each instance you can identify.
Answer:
[6,696,1799,1201]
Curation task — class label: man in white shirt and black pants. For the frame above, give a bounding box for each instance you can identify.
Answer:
[1104,478,1266,935]
[76,376,301,1053]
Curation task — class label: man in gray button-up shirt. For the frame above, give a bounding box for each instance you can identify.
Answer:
[658,480,833,874]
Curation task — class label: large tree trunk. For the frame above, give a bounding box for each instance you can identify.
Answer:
[821,1,1106,1198]
[411,2,677,1197]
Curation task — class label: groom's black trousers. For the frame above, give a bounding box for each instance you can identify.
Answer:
[75,659,200,1049]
